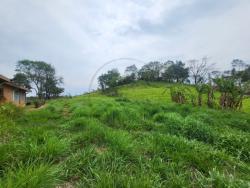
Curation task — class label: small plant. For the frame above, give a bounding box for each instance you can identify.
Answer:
[169,85,190,104]
[33,99,46,108]
[214,78,245,110]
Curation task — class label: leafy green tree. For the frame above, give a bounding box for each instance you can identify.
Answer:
[16,60,64,99]
[124,64,138,82]
[138,61,162,81]
[241,66,250,82]
[12,73,31,90]
[206,82,215,108]
[214,77,245,110]
[162,61,189,83]
[243,81,250,95]
[231,59,248,72]
[44,74,64,99]
[169,85,191,104]
[230,59,249,82]
[98,69,120,91]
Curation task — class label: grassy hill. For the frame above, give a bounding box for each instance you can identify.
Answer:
[97,81,250,113]
[1,82,250,187]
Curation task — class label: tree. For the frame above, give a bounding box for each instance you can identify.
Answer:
[206,82,215,108]
[12,73,31,90]
[210,71,222,79]
[125,64,137,77]
[124,64,138,83]
[195,83,207,106]
[213,77,245,110]
[138,61,162,81]
[44,74,64,99]
[162,61,189,83]
[161,61,174,82]
[16,60,64,99]
[231,59,248,72]
[169,85,191,104]
[241,66,250,82]
[98,69,120,91]
[188,57,213,84]
[243,81,250,95]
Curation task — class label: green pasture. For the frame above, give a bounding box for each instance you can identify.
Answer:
[0,82,250,187]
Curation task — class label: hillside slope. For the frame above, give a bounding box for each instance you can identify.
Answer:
[1,82,250,187]
[97,81,250,113]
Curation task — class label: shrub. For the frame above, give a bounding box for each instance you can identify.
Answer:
[34,99,45,108]
[170,85,187,104]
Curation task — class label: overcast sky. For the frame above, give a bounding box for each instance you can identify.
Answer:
[0,0,250,95]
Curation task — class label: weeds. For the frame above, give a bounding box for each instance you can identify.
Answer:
[0,83,250,187]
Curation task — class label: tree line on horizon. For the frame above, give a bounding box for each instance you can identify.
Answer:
[98,60,189,90]
[10,58,250,110]
[98,58,250,110]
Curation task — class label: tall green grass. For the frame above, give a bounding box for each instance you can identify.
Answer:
[0,163,61,188]
[0,82,250,187]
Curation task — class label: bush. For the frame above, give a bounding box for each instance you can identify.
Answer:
[34,99,45,108]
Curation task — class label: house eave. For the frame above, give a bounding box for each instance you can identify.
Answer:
[1,82,28,92]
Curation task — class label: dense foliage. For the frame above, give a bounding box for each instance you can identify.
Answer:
[98,69,120,91]
[15,60,64,100]
[162,61,189,83]
[98,58,250,110]
[98,60,191,90]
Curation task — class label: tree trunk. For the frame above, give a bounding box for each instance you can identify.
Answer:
[198,93,202,106]
[207,88,214,108]
[194,76,197,84]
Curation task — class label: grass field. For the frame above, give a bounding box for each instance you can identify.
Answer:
[118,82,250,112]
[1,82,250,187]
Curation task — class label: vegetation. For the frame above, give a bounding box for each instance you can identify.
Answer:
[12,73,32,90]
[15,60,64,100]
[1,82,250,187]
[1,57,249,187]
[98,69,120,91]
[98,58,250,111]
[162,61,189,83]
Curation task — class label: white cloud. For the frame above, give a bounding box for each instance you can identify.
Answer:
[0,0,249,94]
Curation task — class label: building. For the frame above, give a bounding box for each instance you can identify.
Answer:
[0,74,28,106]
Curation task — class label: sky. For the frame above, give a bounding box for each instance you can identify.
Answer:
[0,0,250,95]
